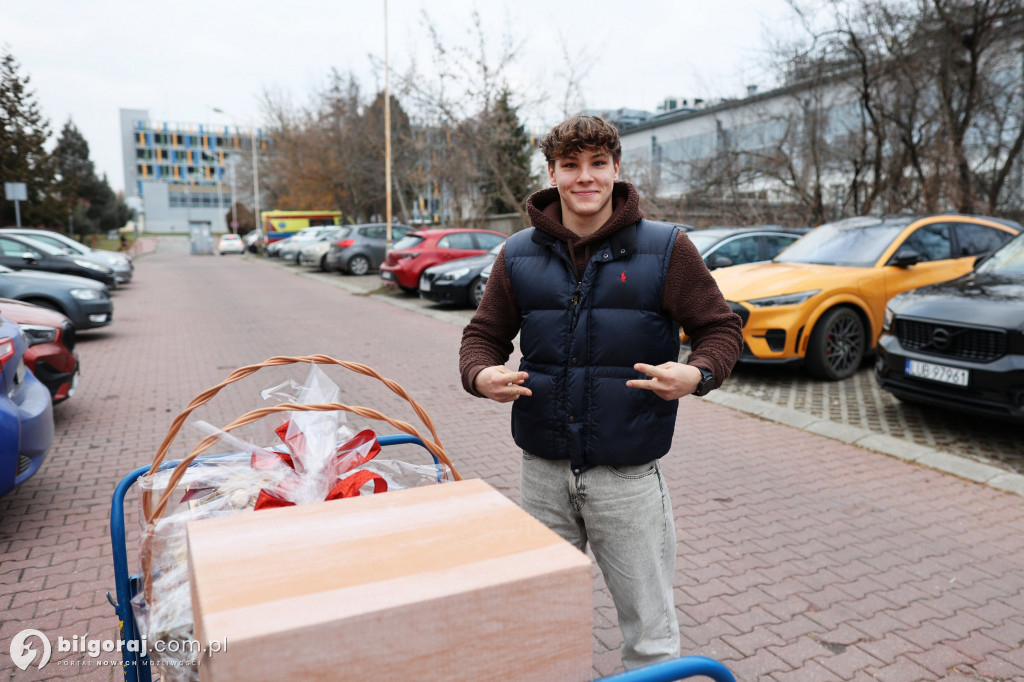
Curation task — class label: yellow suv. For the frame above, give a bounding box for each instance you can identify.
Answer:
[710,214,1020,380]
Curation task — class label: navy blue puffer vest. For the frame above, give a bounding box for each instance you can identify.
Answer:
[505,219,681,472]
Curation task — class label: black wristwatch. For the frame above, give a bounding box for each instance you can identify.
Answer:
[693,367,715,397]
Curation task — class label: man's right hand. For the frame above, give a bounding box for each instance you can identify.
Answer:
[474,366,532,403]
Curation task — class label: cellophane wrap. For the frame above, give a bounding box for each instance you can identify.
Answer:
[131,363,452,680]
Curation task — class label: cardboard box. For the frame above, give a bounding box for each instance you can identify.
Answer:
[187,478,593,681]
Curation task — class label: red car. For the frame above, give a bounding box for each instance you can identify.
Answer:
[380,228,507,293]
[0,299,78,403]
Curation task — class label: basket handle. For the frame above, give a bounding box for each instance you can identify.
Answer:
[140,355,457,522]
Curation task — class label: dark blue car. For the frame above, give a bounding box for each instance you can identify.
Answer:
[0,316,54,498]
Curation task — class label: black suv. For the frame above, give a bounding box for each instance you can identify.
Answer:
[876,232,1024,422]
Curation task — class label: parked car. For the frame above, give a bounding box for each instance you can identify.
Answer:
[709,214,1020,380]
[297,227,346,270]
[380,228,507,293]
[0,299,78,403]
[419,241,505,308]
[324,223,414,275]
[217,233,245,255]
[686,226,808,270]
[875,231,1024,422]
[0,315,54,498]
[243,230,261,253]
[0,233,116,287]
[0,265,113,330]
[1,228,133,284]
[273,227,335,261]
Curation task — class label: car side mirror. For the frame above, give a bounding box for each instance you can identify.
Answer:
[706,254,733,270]
[888,249,922,267]
[20,252,38,264]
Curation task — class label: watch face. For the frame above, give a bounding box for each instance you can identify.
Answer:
[696,369,714,396]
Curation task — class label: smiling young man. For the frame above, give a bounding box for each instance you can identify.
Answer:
[459,115,743,669]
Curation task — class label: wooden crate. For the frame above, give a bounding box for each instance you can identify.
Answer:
[187,478,593,681]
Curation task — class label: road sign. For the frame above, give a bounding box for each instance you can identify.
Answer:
[4,182,27,201]
[5,182,26,226]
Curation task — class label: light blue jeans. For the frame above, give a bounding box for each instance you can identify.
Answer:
[520,453,680,670]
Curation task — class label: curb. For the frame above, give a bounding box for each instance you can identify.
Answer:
[704,390,1024,498]
[252,252,1024,499]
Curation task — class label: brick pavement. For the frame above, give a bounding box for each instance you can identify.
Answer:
[1,238,1024,681]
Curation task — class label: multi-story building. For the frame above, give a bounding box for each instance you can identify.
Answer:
[119,108,268,234]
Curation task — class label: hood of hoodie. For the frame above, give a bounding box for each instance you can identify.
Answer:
[525,182,644,250]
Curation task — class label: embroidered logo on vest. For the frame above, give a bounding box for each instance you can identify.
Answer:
[620,271,627,283]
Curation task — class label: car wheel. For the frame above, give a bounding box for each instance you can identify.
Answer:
[22,298,65,316]
[347,255,371,276]
[319,255,329,272]
[469,277,486,308]
[805,307,865,381]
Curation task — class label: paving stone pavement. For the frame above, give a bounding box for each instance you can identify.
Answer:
[1,238,1024,681]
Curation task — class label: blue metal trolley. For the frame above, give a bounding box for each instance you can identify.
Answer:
[109,435,734,682]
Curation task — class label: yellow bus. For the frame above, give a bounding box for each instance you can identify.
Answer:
[260,210,343,242]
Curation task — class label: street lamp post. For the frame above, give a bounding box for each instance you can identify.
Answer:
[213,108,261,246]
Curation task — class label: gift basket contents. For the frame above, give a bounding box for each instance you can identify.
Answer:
[121,356,460,681]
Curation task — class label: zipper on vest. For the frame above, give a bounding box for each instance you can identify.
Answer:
[569,277,583,331]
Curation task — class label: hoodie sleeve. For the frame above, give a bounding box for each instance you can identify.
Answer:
[662,233,744,388]
[459,247,522,396]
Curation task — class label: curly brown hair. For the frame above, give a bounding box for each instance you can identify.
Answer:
[540,115,622,165]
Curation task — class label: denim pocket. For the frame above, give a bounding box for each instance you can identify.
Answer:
[609,461,658,480]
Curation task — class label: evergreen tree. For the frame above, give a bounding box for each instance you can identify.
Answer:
[53,118,98,231]
[53,119,133,234]
[0,50,58,226]
[479,89,535,215]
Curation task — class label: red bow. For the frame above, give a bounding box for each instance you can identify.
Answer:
[253,424,387,510]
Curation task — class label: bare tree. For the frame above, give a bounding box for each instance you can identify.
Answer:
[394,10,540,227]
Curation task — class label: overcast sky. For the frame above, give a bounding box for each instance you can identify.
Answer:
[3,0,798,195]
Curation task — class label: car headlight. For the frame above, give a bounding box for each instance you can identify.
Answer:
[747,290,821,308]
[883,306,895,332]
[71,288,102,300]
[18,323,58,346]
[439,267,471,281]
[73,259,106,272]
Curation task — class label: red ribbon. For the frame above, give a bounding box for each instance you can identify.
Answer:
[253,425,387,510]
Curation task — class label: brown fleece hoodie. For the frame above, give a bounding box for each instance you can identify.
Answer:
[459,181,743,395]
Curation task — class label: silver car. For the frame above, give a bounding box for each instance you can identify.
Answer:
[324,223,413,275]
[1,228,133,284]
[297,227,346,270]
[276,226,335,263]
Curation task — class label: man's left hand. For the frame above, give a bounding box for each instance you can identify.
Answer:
[627,362,702,400]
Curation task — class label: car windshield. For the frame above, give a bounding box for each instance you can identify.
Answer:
[393,235,425,250]
[686,232,724,252]
[977,234,1024,276]
[13,236,64,256]
[17,232,85,254]
[774,217,910,267]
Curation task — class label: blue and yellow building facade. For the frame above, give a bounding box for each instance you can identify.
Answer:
[119,108,269,234]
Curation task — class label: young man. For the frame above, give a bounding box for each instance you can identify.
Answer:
[459,115,743,669]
